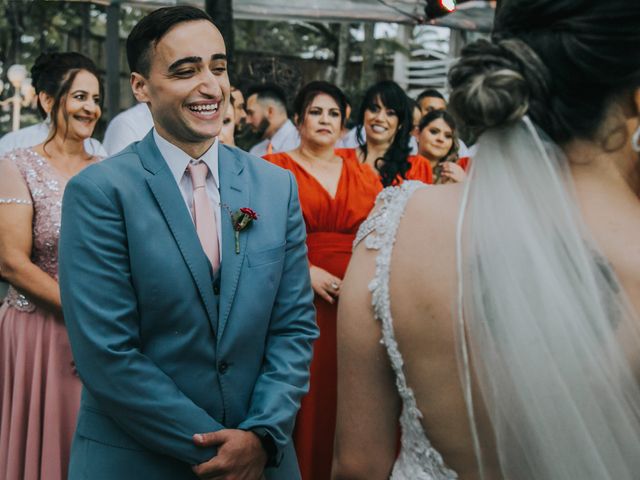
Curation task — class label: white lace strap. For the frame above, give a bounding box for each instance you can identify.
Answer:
[362,181,460,480]
[361,180,427,393]
[354,181,425,251]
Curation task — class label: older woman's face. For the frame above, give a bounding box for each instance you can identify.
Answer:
[56,69,101,142]
[298,93,342,147]
[418,118,453,161]
[363,96,399,146]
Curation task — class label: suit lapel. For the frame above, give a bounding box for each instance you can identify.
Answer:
[138,132,219,334]
[218,146,249,341]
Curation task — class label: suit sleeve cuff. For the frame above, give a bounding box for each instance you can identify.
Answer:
[248,428,281,468]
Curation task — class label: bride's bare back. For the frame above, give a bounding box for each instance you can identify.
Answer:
[334,145,640,480]
[389,183,499,479]
[334,182,501,479]
[333,2,640,477]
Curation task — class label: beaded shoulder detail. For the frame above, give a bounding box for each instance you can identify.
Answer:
[354,182,418,250]
[0,198,32,205]
[354,180,458,480]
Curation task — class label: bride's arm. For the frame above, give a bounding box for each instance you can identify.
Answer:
[332,242,401,480]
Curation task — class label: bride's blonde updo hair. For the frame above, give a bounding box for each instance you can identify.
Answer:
[448,0,640,145]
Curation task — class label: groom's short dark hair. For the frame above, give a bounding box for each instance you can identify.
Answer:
[127,6,215,77]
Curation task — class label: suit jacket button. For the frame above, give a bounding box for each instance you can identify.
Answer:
[218,362,228,374]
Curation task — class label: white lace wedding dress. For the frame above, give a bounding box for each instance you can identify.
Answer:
[354,181,458,480]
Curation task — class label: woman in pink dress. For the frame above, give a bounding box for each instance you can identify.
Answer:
[0,52,103,480]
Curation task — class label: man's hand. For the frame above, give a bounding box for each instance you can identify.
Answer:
[192,429,267,480]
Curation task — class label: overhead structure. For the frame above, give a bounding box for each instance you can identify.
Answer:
[68,0,494,30]
[61,0,494,119]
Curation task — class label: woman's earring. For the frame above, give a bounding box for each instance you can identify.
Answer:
[44,113,51,125]
[632,125,640,153]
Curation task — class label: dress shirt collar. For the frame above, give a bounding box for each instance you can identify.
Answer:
[271,119,297,151]
[153,128,219,188]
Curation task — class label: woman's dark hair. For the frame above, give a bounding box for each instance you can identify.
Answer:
[448,0,640,146]
[418,109,459,163]
[356,80,412,187]
[30,52,103,151]
[293,81,348,127]
[416,88,445,104]
[126,6,214,77]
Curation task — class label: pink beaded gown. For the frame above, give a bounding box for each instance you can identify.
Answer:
[0,148,97,480]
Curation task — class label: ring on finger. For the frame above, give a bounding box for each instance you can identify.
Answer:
[330,282,339,290]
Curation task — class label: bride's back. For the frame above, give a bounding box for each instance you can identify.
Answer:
[388,183,499,479]
[388,166,640,478]
[389,184,493,480]
[334,2,640,479]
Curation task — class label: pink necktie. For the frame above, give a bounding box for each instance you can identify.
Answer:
[188,162,220,271]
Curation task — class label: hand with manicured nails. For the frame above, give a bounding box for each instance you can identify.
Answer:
[309,265,342,304]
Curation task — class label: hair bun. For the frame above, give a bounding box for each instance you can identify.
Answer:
[448,40,532,136]
[31,52,60,88]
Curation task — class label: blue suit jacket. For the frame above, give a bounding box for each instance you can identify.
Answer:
[59,132,318,479]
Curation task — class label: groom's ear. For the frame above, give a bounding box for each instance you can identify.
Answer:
[131,72,150,104]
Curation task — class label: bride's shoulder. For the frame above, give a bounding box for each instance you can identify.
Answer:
[355,181,463,246]
[403,182,464,230]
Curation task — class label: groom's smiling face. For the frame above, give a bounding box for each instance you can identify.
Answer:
[132,19,230,158]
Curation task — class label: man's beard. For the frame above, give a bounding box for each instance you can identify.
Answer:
[235,118,247,135]
[252,117,270,139]
[236,118,269,151]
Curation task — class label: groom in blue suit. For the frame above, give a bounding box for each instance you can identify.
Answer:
[58,6,317,480]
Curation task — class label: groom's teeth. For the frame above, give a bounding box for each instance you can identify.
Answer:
[190,103,218,112]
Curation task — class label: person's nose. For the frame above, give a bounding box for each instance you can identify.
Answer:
[83,99,98,115]
[319,111,331,124]
[199,70,223,98]
[375,109,387,121]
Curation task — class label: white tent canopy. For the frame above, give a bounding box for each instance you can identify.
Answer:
[70,0,494,30]
[62,0,494,118]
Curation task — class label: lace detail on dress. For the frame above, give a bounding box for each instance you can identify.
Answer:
[354,181,458,480]
[5,286,36,312]
[1,148,98,308]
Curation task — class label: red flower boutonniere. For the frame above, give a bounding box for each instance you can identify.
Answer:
[230,207,258,254]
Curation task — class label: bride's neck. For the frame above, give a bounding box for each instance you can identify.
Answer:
[566,139,640,198]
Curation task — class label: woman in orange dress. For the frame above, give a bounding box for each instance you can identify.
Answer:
[348,80,433,186]
[264,81,381,480]
[417,109,468,184]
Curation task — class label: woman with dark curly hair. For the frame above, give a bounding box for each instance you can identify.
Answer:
[334,1,640,479]
[344,80,432,187]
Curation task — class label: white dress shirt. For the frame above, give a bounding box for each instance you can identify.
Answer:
[249,119,300,157]
[335,126,361,149]
[153,129,223,261]
[0,122,107,156]
[103,103,154,155]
